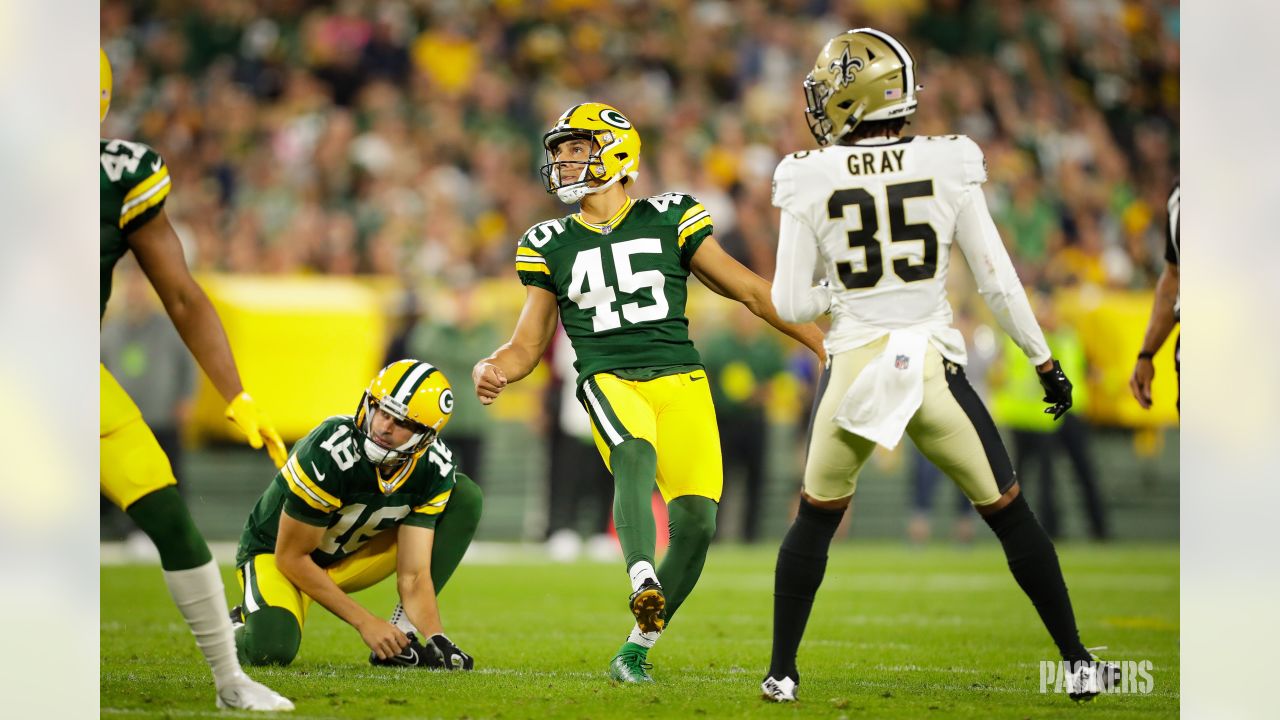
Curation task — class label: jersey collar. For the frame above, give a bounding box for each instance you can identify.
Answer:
[376,454,418,495]
[572,197,636,235]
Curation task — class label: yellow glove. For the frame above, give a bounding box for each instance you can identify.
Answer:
[225,391,288,469]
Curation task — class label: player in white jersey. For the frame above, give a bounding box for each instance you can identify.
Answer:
[760,29,1116,704]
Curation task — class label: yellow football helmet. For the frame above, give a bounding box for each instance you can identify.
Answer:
[803,28,922,146]
[354,359,454,466]
[539,102,641,204]
[100,48,113,124]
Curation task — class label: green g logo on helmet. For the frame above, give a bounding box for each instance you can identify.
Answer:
[599,108,632,130]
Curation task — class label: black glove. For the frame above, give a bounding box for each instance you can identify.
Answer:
[1037,358,1073,420]
[426,633,474,670]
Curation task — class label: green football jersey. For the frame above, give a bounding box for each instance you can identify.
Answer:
[235,415,458,569]
[100,138,172,318]
[514,192,715,384]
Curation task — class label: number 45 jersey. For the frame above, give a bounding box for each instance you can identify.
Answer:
[772,135,1047,365]
[235,416,457,569]
[514,194,715,385]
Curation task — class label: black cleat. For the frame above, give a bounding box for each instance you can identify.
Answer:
[369,632,441,669]
[229,604,244,630]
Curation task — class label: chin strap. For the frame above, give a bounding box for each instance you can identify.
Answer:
[554,159,635,205]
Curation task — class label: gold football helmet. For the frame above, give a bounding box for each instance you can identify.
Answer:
[354,359,454,466]
[100,48,113,123]
[539,102,641,204]
[803,28,922,146]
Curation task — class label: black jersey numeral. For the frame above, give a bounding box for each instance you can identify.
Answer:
[827,180,939,290]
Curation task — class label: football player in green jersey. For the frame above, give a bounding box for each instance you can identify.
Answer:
[232,360,483,671]
[473,103,826,683]
[99,49,292,711]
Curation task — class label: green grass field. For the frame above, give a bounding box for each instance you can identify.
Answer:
[102,543,1178,719]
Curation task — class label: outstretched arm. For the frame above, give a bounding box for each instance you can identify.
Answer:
[472,285,560,404]
[130,207,242,402]
[1130,262,1179,409]
[952,185,1052,369]
[129,207,286,466]
[691,237,826,363]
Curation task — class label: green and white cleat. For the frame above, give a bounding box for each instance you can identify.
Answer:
[608,642,654,683]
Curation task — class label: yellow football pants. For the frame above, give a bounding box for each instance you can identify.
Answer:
[579,369,723,503]
[100,364,177,510]
[237,530,400,628]
[804,337,1014,506]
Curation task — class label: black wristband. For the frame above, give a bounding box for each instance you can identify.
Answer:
[1137,351,1155,361]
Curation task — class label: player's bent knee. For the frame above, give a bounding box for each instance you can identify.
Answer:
[669,495,718,545]
[448,472,484,524]
[974,482,1021,517]
[240,607,302,667]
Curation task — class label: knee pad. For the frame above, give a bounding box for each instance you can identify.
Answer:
[239,607,301,667]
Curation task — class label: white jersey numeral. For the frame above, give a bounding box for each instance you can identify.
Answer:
[317,503,412,555]
[568,239,669,332]
[646,192,686,214]
[100,139,148,182]
[320,425,358,471]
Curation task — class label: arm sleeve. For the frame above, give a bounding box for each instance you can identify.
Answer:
[677,196,714,268]
[120,147,171,235]
[515,227,556,293]
[771,208,832,324]
[953,184,1051,366]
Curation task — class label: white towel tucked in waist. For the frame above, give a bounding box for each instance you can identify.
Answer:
[832,329,929,450]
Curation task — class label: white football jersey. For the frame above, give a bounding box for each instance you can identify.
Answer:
[771,134,1048,366]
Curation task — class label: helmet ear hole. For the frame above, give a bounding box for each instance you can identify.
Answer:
[838,100,854,110]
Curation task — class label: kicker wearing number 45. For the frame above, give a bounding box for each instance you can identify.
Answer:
[761,28,1119,703]
[472,102,825,684]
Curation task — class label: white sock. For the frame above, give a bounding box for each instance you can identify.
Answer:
[389,602,419,636]
[162,559,243,687]
[627,560,659,593]
[627,624,661,649]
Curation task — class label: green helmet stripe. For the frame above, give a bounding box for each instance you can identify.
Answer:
[391,362,437,404]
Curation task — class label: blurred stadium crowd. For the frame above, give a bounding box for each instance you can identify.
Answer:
[101,0,1179,544]
[101,0,1178,290]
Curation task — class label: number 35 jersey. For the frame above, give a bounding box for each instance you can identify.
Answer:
[514,194,715,385]
[235,416,457,569]
[771,135,1047,365]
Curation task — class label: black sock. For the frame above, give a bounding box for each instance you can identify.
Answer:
[983,493,1091,662]
[768,497,846,681]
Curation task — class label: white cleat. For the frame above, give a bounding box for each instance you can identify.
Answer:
[1066,661,1121,702]
[761,675,798,702]
[216,673,295,712]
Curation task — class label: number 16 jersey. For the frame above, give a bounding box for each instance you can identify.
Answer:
[514,193,715,386]
[235,416,457,569]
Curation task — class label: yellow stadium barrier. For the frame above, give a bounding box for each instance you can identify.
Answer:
[1054,287,1179,427]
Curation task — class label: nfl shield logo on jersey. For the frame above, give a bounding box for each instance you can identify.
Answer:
[894,354,909,370]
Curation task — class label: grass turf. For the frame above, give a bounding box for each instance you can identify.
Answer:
[102,542,1177,719]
